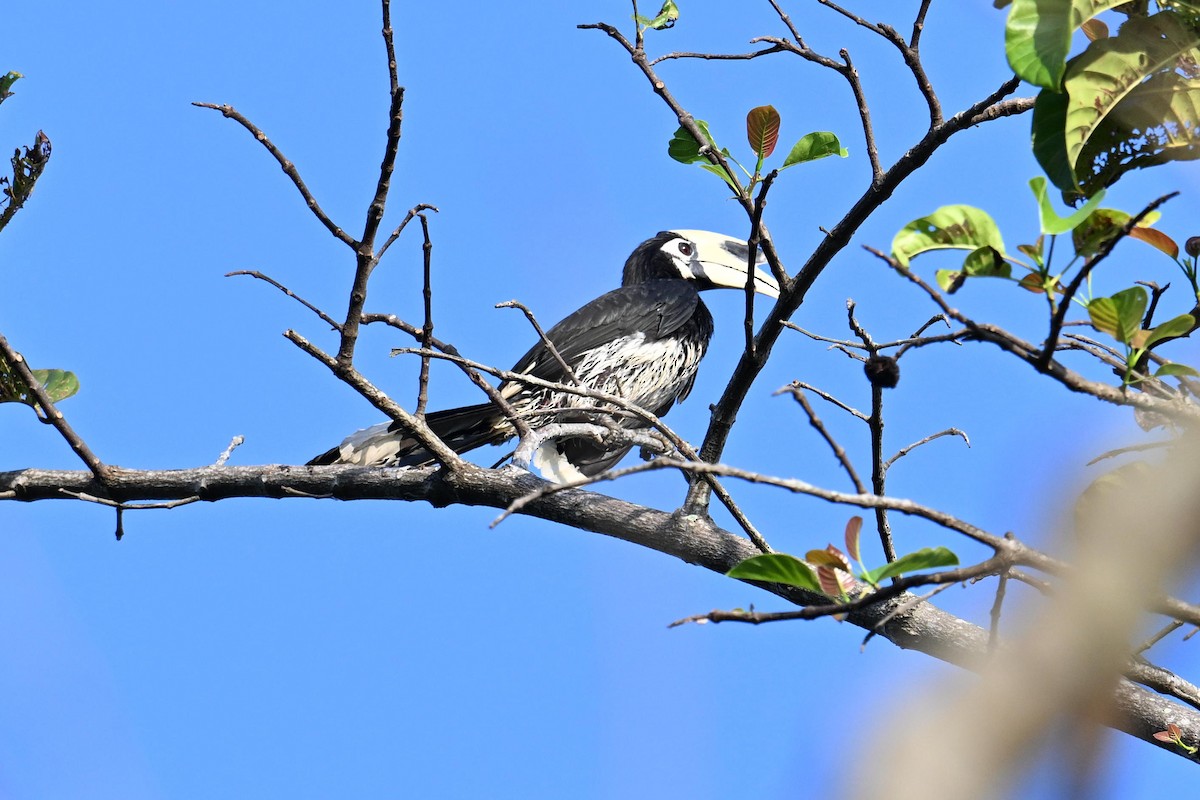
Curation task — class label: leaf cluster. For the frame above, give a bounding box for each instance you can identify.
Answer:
[726,516,960,604]
[1005,0,1200,199]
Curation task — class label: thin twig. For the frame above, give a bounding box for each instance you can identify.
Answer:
[0,333,113,483]
[1086,439,1174,466]
[671,553,1012,627]
[227,270,342,330]
[650,46,786,66]
[884,428,970,470]
[495,300,581,386]
[782,380,868,421]
[287,330,462,470]
[382,0,399,95]
[744,170,778,358]
[391,346,770,551]
[876,249,1200,422]
[988,569,1010,653]
[765,0,802,41]
[1040,193,1179,372]
[192,103,356,248]
[214,436,244,467]
[847,301,896,563]
[837,49,884,184]
[1136,620,1186,656]
[776,384,865,492]
[377,203,438,260]
[415,212,435,418]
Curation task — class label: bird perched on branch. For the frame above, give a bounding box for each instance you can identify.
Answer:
[308,230,780,481]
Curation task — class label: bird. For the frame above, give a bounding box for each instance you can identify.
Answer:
[308,229,780,481]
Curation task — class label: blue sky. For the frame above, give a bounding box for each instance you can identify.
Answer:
[3,2,1198,797]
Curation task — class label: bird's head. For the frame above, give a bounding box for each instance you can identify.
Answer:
[622,230,781,299]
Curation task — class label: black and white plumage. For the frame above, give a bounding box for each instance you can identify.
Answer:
[308,230,780,481]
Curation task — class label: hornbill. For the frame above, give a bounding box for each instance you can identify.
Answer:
[308,230,781,481]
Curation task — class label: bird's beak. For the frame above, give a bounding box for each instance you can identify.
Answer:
[670,229,781,299]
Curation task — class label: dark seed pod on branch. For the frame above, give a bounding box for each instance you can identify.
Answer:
[865,355,900,389]
[1186,237,1200,259]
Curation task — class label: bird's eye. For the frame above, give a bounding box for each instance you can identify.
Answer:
[678,242,694,256]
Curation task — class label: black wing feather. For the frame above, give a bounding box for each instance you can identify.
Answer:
[509,280,700,383]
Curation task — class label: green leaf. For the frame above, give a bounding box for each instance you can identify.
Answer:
[697,162,737,189]
[30,369,80,403]
[1031,87,1080,197]
[668,119,718,164]
[862,547,960,585]
[1072,207,1176,260]
[935,269,966,293]
[1029,176,1105,234]
[746,105,781,160]
[892,205,1006,268]
[962,245,1012,278]
[0,70,21,103]
[1072,208,1130,256]
[1018,236,1046,267]
[1143,313,1195,348]
[1074,68,1200,197]
[1155,362,1200,378]
[1005,0,1130,90]
[0,358,80,408]
[1064,13,1200,186]
[726,553,823,593]
[1088,286,1148,343]
[635,0,679,29]
[781,131,848,168]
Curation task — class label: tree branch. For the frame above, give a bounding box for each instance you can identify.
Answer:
[1,461,1197,760]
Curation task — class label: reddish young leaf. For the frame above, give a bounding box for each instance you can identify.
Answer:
[1154,730,1176,742]
[1169,723,1182,737]
[824,544,853,573]
[844,516,863,563]
[816,565,853,599]
[1129,226,1180,259]
[806,549,846,569]
[746,105,781,159]
[1019,272,1063,295]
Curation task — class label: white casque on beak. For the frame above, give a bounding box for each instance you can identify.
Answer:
[670,229,781,299]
